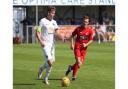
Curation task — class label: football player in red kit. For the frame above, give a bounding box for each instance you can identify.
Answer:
[65,16,94,80]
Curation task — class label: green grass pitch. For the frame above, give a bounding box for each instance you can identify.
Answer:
[13,42,115,89]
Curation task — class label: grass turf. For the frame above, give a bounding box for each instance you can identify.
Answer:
[13,42,115,89]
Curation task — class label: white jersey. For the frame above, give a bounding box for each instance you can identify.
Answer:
[39,18,58,44]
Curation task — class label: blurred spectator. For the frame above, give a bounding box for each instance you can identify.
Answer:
[95,22,108,43]
[20,17,33,25]
[107,20,115,41]
[103,16,110,25]
[100,22,108,42]
[13,19,20,38]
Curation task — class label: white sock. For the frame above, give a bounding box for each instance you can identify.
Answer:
[44,66,52,80]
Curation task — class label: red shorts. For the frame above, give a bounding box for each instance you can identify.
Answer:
[74,47,87,64]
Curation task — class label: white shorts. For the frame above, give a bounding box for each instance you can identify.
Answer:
[42,43,55,62]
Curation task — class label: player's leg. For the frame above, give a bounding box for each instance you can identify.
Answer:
[44,45,54,85]
[72,48,87,80]
[44,63,52,85]
[71,48,87,80]
[65,48,81,80]
[81,48,87,64]
[72,56,80,80]
[65,65,72,76]
[37,48,49,79]
[37,62,47,79]
[65,48,80,76]
[46,44,55,67]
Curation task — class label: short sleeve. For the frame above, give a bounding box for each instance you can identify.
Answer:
[72,27,78,36]
[39,19,43,27]
[54,21,59,30]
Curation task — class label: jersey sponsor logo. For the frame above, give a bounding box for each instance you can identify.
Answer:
[80,35,88,40]
[48,27,54,34]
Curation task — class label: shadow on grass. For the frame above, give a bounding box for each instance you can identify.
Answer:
[36,78,61,81]
[13,83,36,86]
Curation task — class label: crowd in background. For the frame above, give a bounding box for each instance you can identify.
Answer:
[14,13,115,44]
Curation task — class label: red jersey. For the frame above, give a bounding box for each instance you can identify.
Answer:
[72,26,94,49]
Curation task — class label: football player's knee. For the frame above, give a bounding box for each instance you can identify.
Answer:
[47,60,52,67]
[78,62,82,67]
[76,61,81,67]
[76,57,80,62]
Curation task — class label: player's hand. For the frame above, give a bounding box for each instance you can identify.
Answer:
[40,42,45,48]
[82,43,87,48]
[70,44,74,50]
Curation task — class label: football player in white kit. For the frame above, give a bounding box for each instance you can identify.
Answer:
[36,6,59,85]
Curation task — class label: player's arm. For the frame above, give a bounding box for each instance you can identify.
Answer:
[70,35,75,50]
[35,26,45,47]
[82,40,93,48]
[54,21,62,39]
[55,28,63,40]
[55,28,60,37]
[70,28,77,50]
[83,28,94,48]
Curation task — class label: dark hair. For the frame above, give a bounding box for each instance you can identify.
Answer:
[83,16,90,20]
[48,6,56,12]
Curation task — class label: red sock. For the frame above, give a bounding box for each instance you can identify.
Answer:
[72,63,79,77]
[71,63,75,70]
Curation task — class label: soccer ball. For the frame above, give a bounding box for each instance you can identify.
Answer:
[61,77,70,87]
